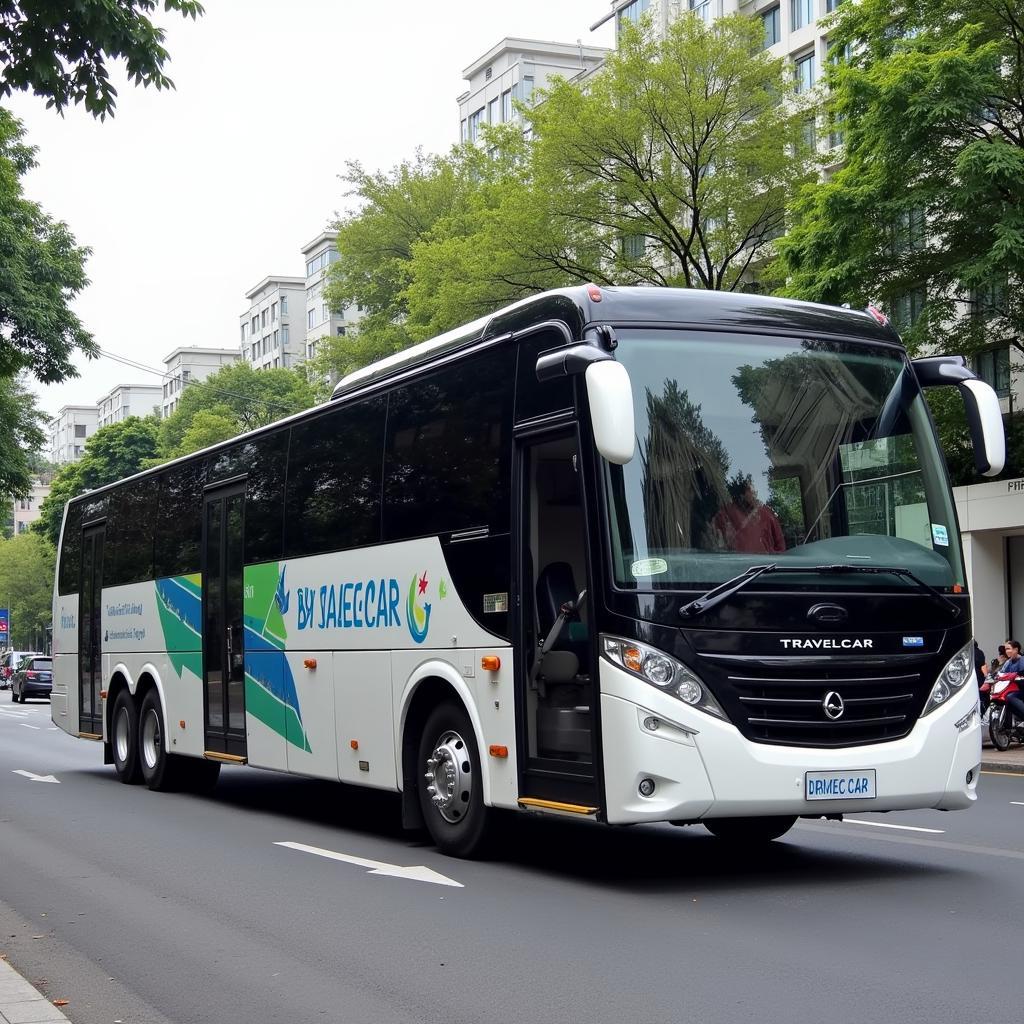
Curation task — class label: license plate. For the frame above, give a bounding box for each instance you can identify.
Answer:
[805,769,876,801]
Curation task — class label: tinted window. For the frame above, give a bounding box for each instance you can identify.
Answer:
[207,432,288,564]
[285,397,386,558]
[105,480,157,586]
[515,330,575,422]
[154,462,206,577]
[30,659,51,670]
[58,501,84,595]
[383,346,514,541]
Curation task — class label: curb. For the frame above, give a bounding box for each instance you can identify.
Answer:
[981,758,1024,774]
[0,956,71,1024]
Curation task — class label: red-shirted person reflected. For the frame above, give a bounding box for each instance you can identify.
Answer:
[713,475,786,554]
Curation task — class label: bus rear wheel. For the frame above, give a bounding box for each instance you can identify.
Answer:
[111,689,141,784]
[704,815,797,843]
[417,702,491,858]
[139,690,176,791]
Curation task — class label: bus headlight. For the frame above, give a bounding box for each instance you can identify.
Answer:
[921,642,974,717]
[602,635,725,719]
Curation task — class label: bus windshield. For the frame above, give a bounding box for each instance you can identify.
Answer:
[605,330,965,591]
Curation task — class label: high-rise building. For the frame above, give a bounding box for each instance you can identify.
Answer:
[239,277,306,372]
[96,383,163,429]
[457,38,610,144]
[301,232,362,363]
[49,405,98,465]
[11,479,50,535]
[161,347,239,419]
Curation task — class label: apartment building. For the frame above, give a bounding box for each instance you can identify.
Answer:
[457,38,610,143]
[49,405,98,465]
[11,479,50,535]
[301,232,362,363]
[239,277,306,372]
[162,346,239,419]
[96,383,162,429]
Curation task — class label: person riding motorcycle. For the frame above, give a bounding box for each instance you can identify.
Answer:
[1003,640,1024,725]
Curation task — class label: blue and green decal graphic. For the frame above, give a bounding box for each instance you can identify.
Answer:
[244,564,311,753]
[406,571,432,644]
[155,575,203,680]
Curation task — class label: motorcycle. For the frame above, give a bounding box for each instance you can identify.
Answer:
[987,672,1024,751]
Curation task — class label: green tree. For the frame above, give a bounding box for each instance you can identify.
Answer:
[157,362,315,457]
[0,533,54,648]
[518,14,816,291]
[0,0,204,119]
[0,110,93,382]
[776,0,1024,360]
[34,416,160,546]
[0,373,46,500]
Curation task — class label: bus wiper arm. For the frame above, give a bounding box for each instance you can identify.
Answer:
[679,563,779,619]
[678,563,962,621]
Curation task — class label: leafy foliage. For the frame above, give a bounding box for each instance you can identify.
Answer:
[0,109,93,382]
[0,532,54,647]
[0,373,46,500]
[0,0,204,119]
[34,416,160,546]
[156,362,316,457]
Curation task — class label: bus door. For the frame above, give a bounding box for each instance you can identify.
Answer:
[202,483,247,759]
[78,523,105,736]
[515,428,599,809]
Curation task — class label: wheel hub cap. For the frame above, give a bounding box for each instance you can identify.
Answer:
[142,709,161,770]
[115,707,130,763]
[424,729,471,823]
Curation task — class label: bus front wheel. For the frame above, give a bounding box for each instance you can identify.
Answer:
[703,816,797,843]
[417,702,491,858]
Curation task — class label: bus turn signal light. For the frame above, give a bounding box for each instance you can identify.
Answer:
[489,745,508,758]
[481,655,501,671]
[350,739,359,750]
[304,658,317,670]
[99,690,107,700]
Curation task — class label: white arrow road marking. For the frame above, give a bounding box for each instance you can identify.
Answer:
[12,770,60,784]
[19,723,40,730]
[844,818,944,834]
[275,841,463,887]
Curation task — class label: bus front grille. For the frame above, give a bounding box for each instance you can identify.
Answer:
[724,671,928,747]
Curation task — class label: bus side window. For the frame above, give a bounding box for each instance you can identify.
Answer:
[155,463,206,578]
[104,480,157,587]
[58,502,84,595]
[515,330,575,423]
[284,396,386,559]
[383,346,514,542]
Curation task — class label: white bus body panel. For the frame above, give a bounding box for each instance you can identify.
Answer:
[51,592,78,733]
[599,659,981,824]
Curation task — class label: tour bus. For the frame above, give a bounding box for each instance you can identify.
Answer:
[52,286,1005,857]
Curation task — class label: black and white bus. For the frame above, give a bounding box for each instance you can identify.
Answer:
[52,285,1003,855]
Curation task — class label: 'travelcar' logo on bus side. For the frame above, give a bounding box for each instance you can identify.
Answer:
[779,638,874,649]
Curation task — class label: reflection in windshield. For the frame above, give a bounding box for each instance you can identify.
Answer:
[607,331,965,590]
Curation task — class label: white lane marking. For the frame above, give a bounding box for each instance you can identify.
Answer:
[275,841,463,888]
[1011,801,1024,806]
[11,769,60,784]
[0,708,29,717]
[19,723,40,730]
[844,818,944,834]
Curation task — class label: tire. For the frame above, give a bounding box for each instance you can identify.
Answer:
[417,702,491,858]
[111,690,141,784]
[10,686,16,703]
[138,690,176,791]
[704,815,797,843]
[990,707,1012,751]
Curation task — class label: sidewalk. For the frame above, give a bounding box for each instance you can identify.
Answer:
[0,957,70,1024]
[980,742,1024,774]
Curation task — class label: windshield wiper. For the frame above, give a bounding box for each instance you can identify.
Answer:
[679,563,962,621]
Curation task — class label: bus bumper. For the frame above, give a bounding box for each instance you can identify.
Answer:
[599,661,982,825]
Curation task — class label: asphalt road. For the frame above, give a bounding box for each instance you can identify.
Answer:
[1,696,1021,1024]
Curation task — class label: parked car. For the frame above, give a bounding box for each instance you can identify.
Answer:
[11,656,53,703]
[0,650,41,690]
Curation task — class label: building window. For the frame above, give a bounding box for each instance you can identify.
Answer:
[251,316,258,333]
[469,107,484,141]
[622,234,646,260]
[501,89,512,122]
[322,302,329,323]
[890,208,926,253]
[337,326,346,336]
[308,308,316,329]
[794,52,816,93]
[273,357,280,369]
[282,325,290,343]
[74,424,87,438]
[461,119,468,143]
[240,324,246,341]
[271,301,278,321]
[802,116,817,150]
[892,288,926,330]
[488,97,499,124]
[826,0,844,11]
[251,344,258,361]
[791,0,814,30]
[261,309,268,328]
[618,0,650,29]
[281,295,288,315]
[688,0,711,24]
[273,329,279,349]
[974,347,1011,397]
[828,114,846,149]
[761,7,780,47]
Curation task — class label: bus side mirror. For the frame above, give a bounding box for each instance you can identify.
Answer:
[912,355,1005,477]
[586,360,635,465]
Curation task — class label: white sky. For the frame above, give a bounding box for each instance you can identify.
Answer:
[8,0,615,420]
